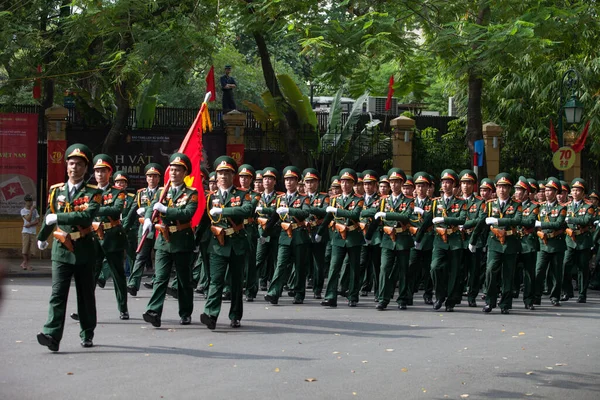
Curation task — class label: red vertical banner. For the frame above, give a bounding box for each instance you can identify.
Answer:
[47,139,67,186]
[0,113,38,215]
[226,144,245,166]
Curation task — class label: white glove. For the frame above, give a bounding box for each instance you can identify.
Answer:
[37,240,48,250]
[413,206,424,215]
[276,207,289,215]
[210,207,223,216]
[314,234,322,243]
[432,217,444,224]
[259,236,267,245]
[255,206,263,212]
[468,243,477,253]
[326,206,337,214]
[45,214,57,225]
[458,225,464,231]
[374,211,386,220]
[153,203,167,214]
[364,238,371,245]
[483,246,487,253]
[142,219,153,235]
[595,220,600,226]
[535,220,542,228]
[136,207,146,216]
[414,241,422,250]
[485,217,498,225]
[565,217,570,223]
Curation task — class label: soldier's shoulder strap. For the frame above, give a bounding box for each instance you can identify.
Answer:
[276,191,285,196]
[50,182,64,189]
[137,188,145,193]
[127,192,135,198]
[86,183,98,189]
[320,192,328,196]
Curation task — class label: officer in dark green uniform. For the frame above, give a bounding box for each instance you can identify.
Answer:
[416,169,467,312]
[533,177,567,306]
[562,178,595,302]
[142,153,198,327]
[358,170,382,298]
[36,144,102,351]
[303,168,330,299]
[199,156,252,329]
[527,179,539,202]
[479,178,495,201]
[126,163,163,295]
[114,171,138,279]
[514,177,540,309]
[91,154,129,320]
[473,173,523,314]
[319,169,365,307]
[589,190,600,290]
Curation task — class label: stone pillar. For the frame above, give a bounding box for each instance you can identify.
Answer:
[222,110,246,165]
[482,122,503,179]
[45,105,69,141]
[563,130,581,182]
[390,116,415,175]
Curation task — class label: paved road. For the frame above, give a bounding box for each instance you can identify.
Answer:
[1,276,599,400]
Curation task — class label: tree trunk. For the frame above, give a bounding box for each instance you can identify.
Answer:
[466,71,486,178]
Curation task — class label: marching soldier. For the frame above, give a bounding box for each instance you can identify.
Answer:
[402,175,415,198]
[319,169,365,307]
[199,156,252,329]
[479,178,495,201]
[533,177,567,307]
[527,179,539,202]
[379,175,391,196]
[473,173,523,314]
[126,163,163,295]
[558,181,570,204]
[208,172,217,192]
[416,169,467,312]
[114,171,138,280]
[36,144,102,351]
[141,153,198,327]
[237,164,261,302]
[358,170,382,299]
[254,170,264,193]
[561,178,595,303]
[353,173,365,197]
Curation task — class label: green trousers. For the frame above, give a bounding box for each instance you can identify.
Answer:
[311,241,328,295]
[360,245,381,297]
[146,250,194,318]
[127,238,154,290]
[562,248,591,300]
[409,248,433,301]
[517,251,537,306]
[44,261,96,342]
[534,250,565,303]
[95,248,128,313]
[244,234,259,298]
[256,237,278,290]
[430,247,463,307]
[204,252,244,321]
[268,243,309,301]
[196,241,210,291]
[324,245,361,302]
[379,248,411,306]
[464,248,483,303]
[484,250,516,310]
[339,255,351,294]
[171,249,203,290]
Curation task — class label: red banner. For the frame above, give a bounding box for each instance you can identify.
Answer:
[47,139,67,186]
[0,113,38,215]
[226,144,245,166]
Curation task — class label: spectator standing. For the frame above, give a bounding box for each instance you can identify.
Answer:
[21,194,39,270]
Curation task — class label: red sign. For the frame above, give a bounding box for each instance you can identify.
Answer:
[226,144,245,166]
[0,113,38,215]
[47,140,67,186]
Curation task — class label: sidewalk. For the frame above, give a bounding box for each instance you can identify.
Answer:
[1,259,53,277]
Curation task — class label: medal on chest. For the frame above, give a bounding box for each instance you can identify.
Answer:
[103,193,114,205]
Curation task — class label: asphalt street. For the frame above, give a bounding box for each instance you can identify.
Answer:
[1,276,599,400]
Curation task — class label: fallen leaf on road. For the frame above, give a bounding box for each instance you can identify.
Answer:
[274,368,280,372]
[305,378,317,382]
[525,393,534,396]
[410,324,419,327]
[460,395,469,398]
[140,326,147,329]
[502,357,508,360]
[526,372,534,375]
[167,329,176,332]
[209,343,213,347]
[547,336,553,339]
[546,367,553,370]
[351,370,355,373]
[519,332,525,336]
[145,354,150,356]
[333,351,340,354]
[352,392,357,396]
[555,363,566,366]
[401,368,408,372]
[66,372,74,375]
[15,341,22,343]
[501,329,506,332]
[334,333,341,336]
[386,349,394,352]
[362,360,368,364]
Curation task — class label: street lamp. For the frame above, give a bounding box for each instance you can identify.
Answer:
[557,68,584,179]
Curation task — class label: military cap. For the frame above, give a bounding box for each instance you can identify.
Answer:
[224,64,232,69]
[413,172,431,185]
[362,170,378,183]
[65,144,92,164]
[495,172,513,186]
[238,164,255,177]
[208,171,216,182]
[459,169,477,182]
[170,152,192,173]
[571,178,587,193]
[387,168,406,182]
[113,170,129,182]
[283,166,301,180]
[357,172,364,183]
[339,168,357,182]
[214,155,236,172]
[302,168,321,181]
[480,178,495,191]
[589,189,599,200]
[255,170,263,180]
[560,180,570,193]
[440,169,458,184]
[93,154,115,172]
[403,175,415,186]
[545,177,561,193]
[514,176,530,192]
[379,175,390,184]
[538,180,547,190]
[527,178,539,192]
[201,166,210,180]
[331,175,341,187]
[144,163,164,176]
[262,167,278,179]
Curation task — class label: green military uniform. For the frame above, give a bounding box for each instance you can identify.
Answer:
[114,171,138,279]
[319,169,365,307]
[534,177,567,306]
[323,175,341,278]
[126,163,163,294]
[473,173,523,313]
[142,154,198,327]
[562,178,595,302]
[91,155,129,319]
[358,170,382,299]
[589,190,600,290]
[416,169,467,311]
[196,171,217,294]
[36,144,101,351]
[303,168,330,299]
[515,177,540,309]
[199,156,252,329]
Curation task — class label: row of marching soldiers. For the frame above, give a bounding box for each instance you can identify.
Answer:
[34,144,599,351]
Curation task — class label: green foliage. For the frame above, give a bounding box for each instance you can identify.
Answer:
[135,73,161,128]
[413,118,469,177]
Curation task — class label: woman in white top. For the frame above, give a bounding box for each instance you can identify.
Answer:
[21,194,39,270]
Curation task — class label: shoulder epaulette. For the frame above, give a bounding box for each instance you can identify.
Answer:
[320,192,328,195]
[127,192,135,198]
[237,187,248,192]
[331,194,341,198]
[112,185,121,190]
[158,186,165,190]
[137,188,145,193]
[380,195,389,199]
[187,186,197,191]
[86,184,97,189]
[50,182,64,189]
[276,191,285,195]
[486,199,495,203]
[432,197,441,200]
[474,195,483,200]
[405,195,415,199]
[585,199,593,205]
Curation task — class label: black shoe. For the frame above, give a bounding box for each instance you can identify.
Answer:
[143,282,153,289]
[80,339,94,348]
[195,287,205,294]
[468,300,477,307]
[481,294,487,300]
[482,305,492,313]
[260,286,268,291]
[360,291,368,297]
[512,293,519,299]
[376,302,386,311]
[292,299,304,305]
[551,299,561,306]
[120,311,129,320]
[337,290,348,298]
[320,299,337,308]
[307,279,314,289]
[97,280,106,289]
[166,287,178,299]
[127,286,138,297]
[577,297,586,303]
[424,297,433,305]
[560,295,570,301]
[524,304,530,309]
[533,299,541,305]
[230,319,241,328]
[200,313,217,330]
[264,294,278,305]
[501,309,509,314]
[445,306,454,312]
[245,296,254,302]
[407,299,414,306]
[528,305,536,310]
[348,301,357,307]
[222,292,232,301]
[142,311,161,327]
[180,316,191,325]
[287,291,296,297]
[313,293,322,300]
[37,333,59,352]
[543,290,550,295]
[70,313,79,321]
[433,299,444,310]
[398,302,407,310]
